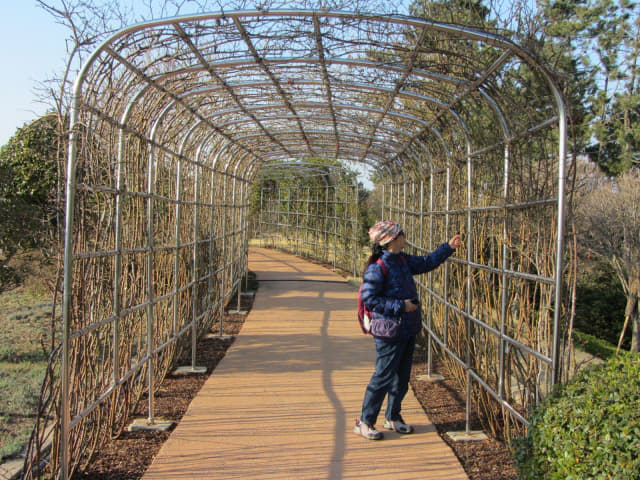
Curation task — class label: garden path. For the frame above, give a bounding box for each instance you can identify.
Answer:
[142,247,468,479]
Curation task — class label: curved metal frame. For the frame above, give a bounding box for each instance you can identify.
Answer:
[50,9,569,480]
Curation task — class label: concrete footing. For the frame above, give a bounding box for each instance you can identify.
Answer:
[227,310,248,315]
[446,430,489,442]
[416,373,444,381]
[204,333,233,341]
[128,418,174,432]
[173,366,207,375]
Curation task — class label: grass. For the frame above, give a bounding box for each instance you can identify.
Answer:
[0,252,58,462]
[572,329,619,361]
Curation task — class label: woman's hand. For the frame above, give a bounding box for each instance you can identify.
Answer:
[404,299,418,312]
[449,234,462,249]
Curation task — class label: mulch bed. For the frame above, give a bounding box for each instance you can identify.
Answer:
[73,267,519,480]
[410,355,519,480]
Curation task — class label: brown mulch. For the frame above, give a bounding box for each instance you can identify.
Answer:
[73,266,519,480]
[410,355,519,480]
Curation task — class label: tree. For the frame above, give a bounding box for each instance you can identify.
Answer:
[534,0,639,175]
[576,167,640,352]
[585,0,640,174]
[0,115,59,275]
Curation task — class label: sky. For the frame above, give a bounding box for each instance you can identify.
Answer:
[0,2,69,146]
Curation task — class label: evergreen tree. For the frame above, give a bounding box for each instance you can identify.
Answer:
[0,115,59,275]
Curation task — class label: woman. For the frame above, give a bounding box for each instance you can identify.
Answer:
[354,220,461,440]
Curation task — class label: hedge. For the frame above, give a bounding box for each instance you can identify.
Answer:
[513,353,640,479]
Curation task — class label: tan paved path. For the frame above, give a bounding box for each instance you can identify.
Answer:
[143,247,468,480]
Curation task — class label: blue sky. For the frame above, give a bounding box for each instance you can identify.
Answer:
[0,2,68,146]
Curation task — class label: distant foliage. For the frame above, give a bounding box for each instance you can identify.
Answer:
[575,262,628,349]
[0,115,59,271]
[514,353,640,479]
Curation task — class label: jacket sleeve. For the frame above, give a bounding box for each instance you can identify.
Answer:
[361,263,405,317]
[405,242,454,275]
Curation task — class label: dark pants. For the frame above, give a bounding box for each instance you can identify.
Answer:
[360,336,416,425]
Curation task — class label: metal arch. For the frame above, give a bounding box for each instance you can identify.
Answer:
[67,10,532,171]
[67,8,565,183]
[100,81,452,173]
[123,57,512,140]
[184,102,430,173]
[257,144,402,169]
[79,60,470,174]
[178,99,456,166]
[85,9,544,75]
[228,130,404,156]
[56,10,569,479]
[174,78,466,143]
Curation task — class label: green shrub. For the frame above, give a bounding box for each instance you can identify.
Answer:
[513,353,640,479]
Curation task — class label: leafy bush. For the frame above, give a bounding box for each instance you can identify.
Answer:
[0,114,59,276]
[513,353,640,479]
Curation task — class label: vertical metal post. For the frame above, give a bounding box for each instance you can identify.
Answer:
[235,174,242,311]
[402,181,407,232]
[219,169,227,336]
[325,184,329,263]
[60,90,82,480]
[499,143,510,399]
[229,174,237,307]
[259,186,264,247]
[209,163,217,319]
[333,187,340,268]
[277,186,281,248]
[551,90,568,387]
[112,86,155,394]
[228,173,236,309]
[143,100,178,424]
[428,173,435,375]
[173,154,183,338]
[146,142,157,425]
[306,186,310,255]
[381,182,385,219]
[353,180,358,277]
[288,186,292,253]
[243,178,250,292]
[444,165,451,347]
[295,185,300,255]
[191,159,201,369]
[113,127,126,387]
[465,146,473,436]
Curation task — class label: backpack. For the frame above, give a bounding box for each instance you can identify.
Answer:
[357,259,386,334]
[357,256,408,334]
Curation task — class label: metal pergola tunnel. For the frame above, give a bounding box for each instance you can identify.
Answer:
[26,10,569,479]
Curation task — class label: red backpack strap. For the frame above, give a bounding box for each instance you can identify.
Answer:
[375,258,388,276]
[376,255,407,276]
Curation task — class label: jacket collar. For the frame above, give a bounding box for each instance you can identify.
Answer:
[381,250,402,261]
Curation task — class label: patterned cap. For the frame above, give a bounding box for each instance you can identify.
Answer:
[368,220,403,246]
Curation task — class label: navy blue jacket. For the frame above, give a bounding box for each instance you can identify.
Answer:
[361,243,454,341]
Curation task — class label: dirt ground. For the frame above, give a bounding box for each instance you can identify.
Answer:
[72,271,519,480]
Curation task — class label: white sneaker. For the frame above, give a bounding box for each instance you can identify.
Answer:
[383,416,414,434]
[353,419,384,440]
